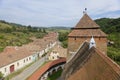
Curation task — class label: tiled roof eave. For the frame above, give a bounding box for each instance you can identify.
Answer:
[68,36,107,38]
[71,27,99,29]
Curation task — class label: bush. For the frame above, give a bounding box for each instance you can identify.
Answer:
[0,72,3,79]
[62,40,68,48]
[58,31,69,48]
[107,46,120,64]
[35,33,46,39]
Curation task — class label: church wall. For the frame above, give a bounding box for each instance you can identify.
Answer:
[67,37,107,59]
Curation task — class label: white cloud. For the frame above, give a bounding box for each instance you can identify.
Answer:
[0,0,120,27]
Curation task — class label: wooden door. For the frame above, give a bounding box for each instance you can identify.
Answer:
[10,65,14,73]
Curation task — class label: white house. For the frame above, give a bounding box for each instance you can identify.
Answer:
[48,51,60,60]
[0,32,58,77]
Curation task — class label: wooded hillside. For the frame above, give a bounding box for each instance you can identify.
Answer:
[0,20,47,52]
[95,18,120,64]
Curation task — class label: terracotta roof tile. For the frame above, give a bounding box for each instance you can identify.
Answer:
[75,13,99,29]
[52,45,67,57]
[28,58,66,80]
[69,13,107,37]
[68,29,107,37]
[0,32,58,68]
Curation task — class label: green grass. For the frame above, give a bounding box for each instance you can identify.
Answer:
[107,33,120,65]
[107,46,120,65]
[47,69,63,80]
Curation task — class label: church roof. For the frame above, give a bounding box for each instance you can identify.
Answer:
[68,13,107,37]
[68,29,107,37]
[61,42,120,80]
[74,13,100,29]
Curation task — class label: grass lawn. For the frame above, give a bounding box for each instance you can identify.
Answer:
[47,69,63,80]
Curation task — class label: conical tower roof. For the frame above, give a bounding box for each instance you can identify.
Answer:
[75,13,100,29]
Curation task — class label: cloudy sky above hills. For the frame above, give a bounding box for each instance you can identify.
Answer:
[0,0,120,27]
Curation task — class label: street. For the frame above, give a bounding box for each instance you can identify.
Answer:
[11,56,46,80]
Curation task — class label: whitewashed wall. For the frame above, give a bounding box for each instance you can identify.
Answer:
[0,41,57,77]
[0,55,33,77]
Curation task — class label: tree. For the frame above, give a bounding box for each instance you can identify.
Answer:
[58,31,69,48]
[43,28,46,33]
[27,25,32,31]
[116,25,120,32]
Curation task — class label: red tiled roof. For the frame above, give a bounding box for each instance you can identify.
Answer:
[0,47,33,67]
[28,58,66,80]
[52,45,67,57]
[68,13,107,37]
[0,32,58,68]
[68,29,107,37]
[74,13,99,29]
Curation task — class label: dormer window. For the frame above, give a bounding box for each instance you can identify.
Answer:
[89,36,96,49]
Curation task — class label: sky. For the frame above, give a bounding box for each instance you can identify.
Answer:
[0,0,120,27]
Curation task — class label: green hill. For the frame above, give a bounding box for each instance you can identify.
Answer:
[95,18,120,64]
[0,20,47,52]
[95,18,120,34]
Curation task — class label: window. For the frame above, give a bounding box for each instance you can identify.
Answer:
[74,37,76,40]
[17,62,19,66]
[29,57,31,60]
[4,68,7,72]
[99,37,101,40]
[26,58,28,61]
[52,56,54,59]
[24,60,25,63]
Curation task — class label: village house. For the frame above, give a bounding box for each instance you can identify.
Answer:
[0,32,57,77]
[48,44,67,61]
